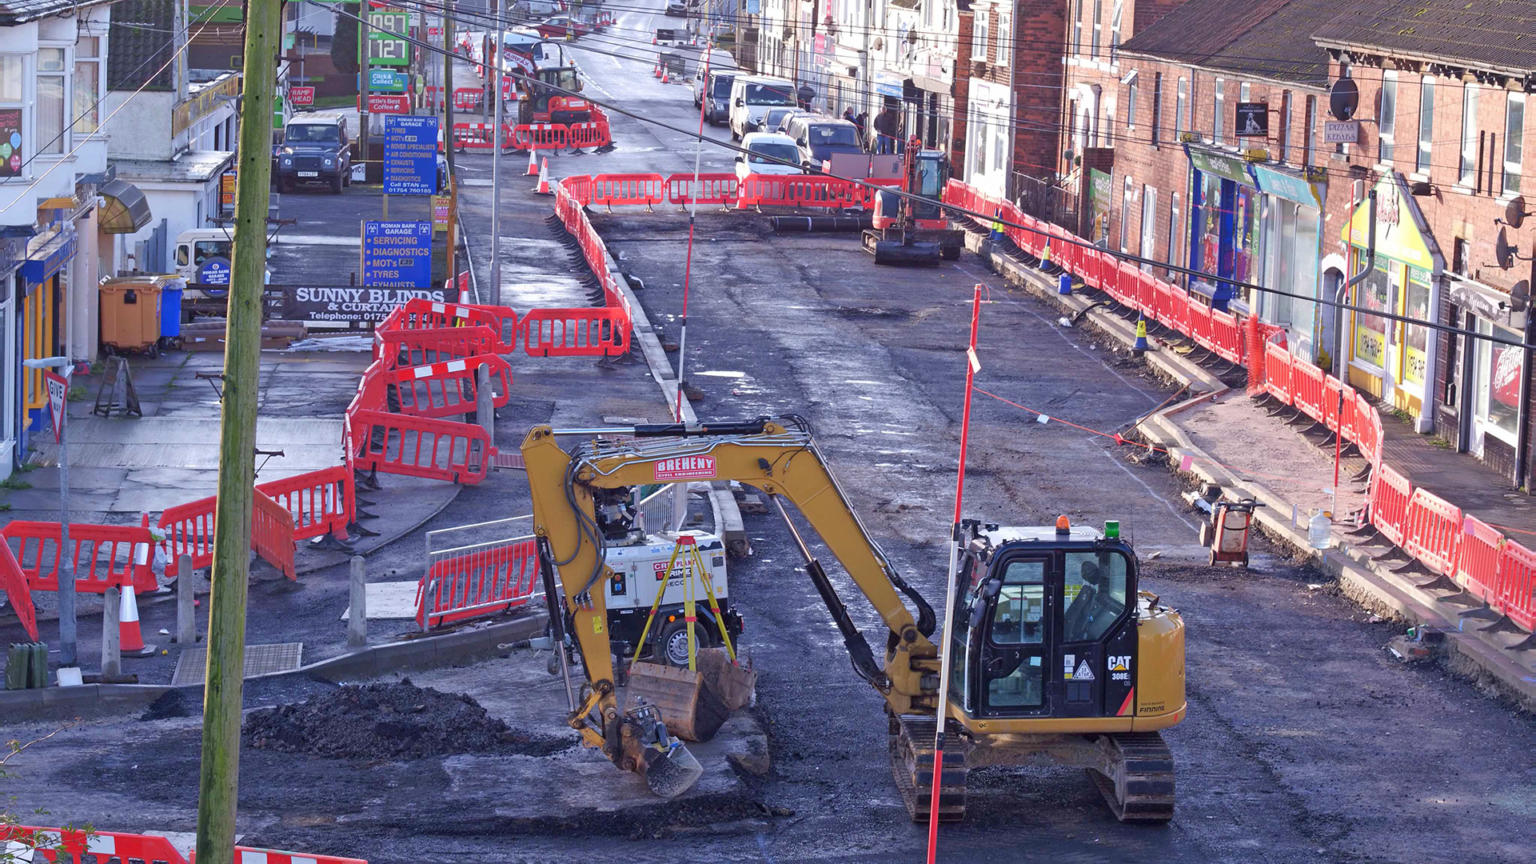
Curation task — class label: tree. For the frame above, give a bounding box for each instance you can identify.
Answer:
[331,1,360,80]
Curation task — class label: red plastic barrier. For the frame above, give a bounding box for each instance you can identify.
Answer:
[1355,393,1383,468]
[251,489,297,581]
[453,87,484,111]
[1209,309,1244,366]
[451,122,511,151]
[736,174,864,209]
[257,466,353,542]
[1187,296,1214,352]
[0,537,37,639]
[520,306,630,356]
[1,520,158,594]
[589,173,666,208]
[158,495,216,577]
[386,353,514,419]
[1,824,190,864]
[1322,375,1345,433]
[416,536,539,629]
[1369,463,1413,549]
[1263,340,1293,405]
[568,117,613,150]
[349,408,493,485]
[1402,488,1462,578]
[1495,538,1536,631]
[1456,514,1504,604]
[511,123,570,151]
[398,298,517,352]
[1290,358,1327,421]
[665,172,740,205]
[376,325,499,366]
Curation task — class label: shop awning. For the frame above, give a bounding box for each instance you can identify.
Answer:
[97,178,152,234]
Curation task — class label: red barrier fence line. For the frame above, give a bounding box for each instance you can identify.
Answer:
[1369,463,1414,549]
[1263,340,1293,406]
[256,466,353,541]
[0,537,37,639]
[1495,538,1536,631]
[1,824,190,864]
[1290,358,1327,422]
[0,521,158,595]
[159,494,216,577]
[520,306,630,357]
[1322,375,1344,434]
[416,536,540,629]
[349,408,493,485]
[664,172,740,206]
[589,173,666,209]
[1457,514,1505,605]
[399,298,518,352]
[251,489,297,581]
[376,325,500,368]
[1402,488,1463,579]
[386,353,514,420]
[512,123,570,151]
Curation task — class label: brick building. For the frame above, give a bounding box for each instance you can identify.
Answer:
[1313,0,1536,483]
[958,0,1067,199]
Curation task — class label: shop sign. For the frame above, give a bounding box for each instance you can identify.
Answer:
[431,195,451,231]
[1343,177,1434,271]
[219,170,236,212]
[172,74,241,137]
[382,114,438,195]
[360,220,433,287]
[1250,162,1324,208]
[1188,148,1252,185]
[369,69,409,93]
[1323,121,1358,144]
[363,94,411,114]
[1087,168,1113,246]
[280,285,447,323]
[1234,102,1268,138]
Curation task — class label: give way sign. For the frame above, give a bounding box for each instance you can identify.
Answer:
[43,370,67,442]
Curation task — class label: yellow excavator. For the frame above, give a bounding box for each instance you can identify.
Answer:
[522,416,1185,821]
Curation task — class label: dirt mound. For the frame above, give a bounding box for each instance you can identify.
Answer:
[139,690,191,722]
[242,679,570,759]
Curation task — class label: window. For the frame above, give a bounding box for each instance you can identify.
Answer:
[1169,192,1182,274]
[1417,76,1435,174]
[1073,0,1083,53]
[1126,78,1137,130]
[1504,93,1524,195]
[1151,73,1162,145]
[1278,91,1291,163]
[1240,81,1250,103]
[1111,0,1123,59]
[1063,552,1128,644]
[1305,94,1318,166]
[994,10,1009,65]
[1475,318,1522,445]
[1378,72,1397,163]
[37,47,65,156]
[984,560,1046,709]
[1140,185,1158,269]
[1120,175,1133,251]
[1213,79,1225,143]
[1091,0,1102,58]
[74,37,99,136]
[1175,77,1187,140]
[1460,84,1480,186]
[973,9,989,61]
[0,54,20,102]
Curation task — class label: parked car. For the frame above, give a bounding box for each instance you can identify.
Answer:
[783,114,864,170]
[695,70,737,124]
[735,132,804,182]
[665,0,687,15]
[534,15,585,38]
[729,75,796,140]
[769,107,809,134]
[275,113,350,194]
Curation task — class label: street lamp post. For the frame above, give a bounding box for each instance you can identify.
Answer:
[25,356,74,669]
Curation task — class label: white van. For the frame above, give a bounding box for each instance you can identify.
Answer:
[728,75,796,141]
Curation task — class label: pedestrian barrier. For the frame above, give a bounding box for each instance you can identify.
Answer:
[521,306,631,356]
[568,117,611,150]
[735,174,866,210]
[511,123,570,151]
[397,298,518,352]
[1356,392,1383,469]
[1456,515,1504,604]
[453,87,483,111]
[1263,340,1293,405]
[158,494,216,578]
[252,489,297,580]
[0,520,158,595]
[589,173,666,209]
[386,353,514,419]
[451,122,512,151]
[348,408,493,485]
[0,537,37,640]
[157,490,302,580]
[417,527,539,630]
[1369,464,1413,549]
[0,823,370,864]
[1288,356,1328,422]
[1402,488,1462,579]
[1495,539,1536,631]
[257,466,354,542]
[376,324,500,366]
[665,172,740,206]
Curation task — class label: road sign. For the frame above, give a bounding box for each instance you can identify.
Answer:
[383,115,439,195]
[220,170,236,212]
[290,85,316,106]
[363,93,411,114]
[368,69,409,92]
[361,221,433,287]
[43,370,67,442]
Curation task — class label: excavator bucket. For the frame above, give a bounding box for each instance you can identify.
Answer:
[626,648,756,742]
[640,738,704,799]
[620,703,705,799]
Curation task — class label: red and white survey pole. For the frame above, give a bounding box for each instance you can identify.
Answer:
[926,285,982,860]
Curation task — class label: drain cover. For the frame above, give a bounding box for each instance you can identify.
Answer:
[171,642,303,685]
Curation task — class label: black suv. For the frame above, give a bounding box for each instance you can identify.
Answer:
[276,114,351,194]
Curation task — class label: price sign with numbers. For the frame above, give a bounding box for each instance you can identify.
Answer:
[366,10,411,66]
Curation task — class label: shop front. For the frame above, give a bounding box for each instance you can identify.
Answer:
[1184,146,1260,313]
[1341,175,1441,432]
[0,238,24,480]
[19,220,77,446]
[1250,162,1326,363]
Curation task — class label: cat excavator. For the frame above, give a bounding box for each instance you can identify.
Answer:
[522,416,1185,821]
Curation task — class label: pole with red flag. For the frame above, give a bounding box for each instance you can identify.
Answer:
[926,285,983,861]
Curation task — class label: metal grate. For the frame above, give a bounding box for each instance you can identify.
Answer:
[171,641,304,686]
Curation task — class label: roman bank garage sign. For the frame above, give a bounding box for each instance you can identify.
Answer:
[653,455,717,481]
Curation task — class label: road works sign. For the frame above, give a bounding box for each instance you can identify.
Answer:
[43,370,67,442]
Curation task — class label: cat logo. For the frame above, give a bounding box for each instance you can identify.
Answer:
[1108,655,1131,672]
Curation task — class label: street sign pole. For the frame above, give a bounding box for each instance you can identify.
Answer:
[29,360,73,667]
[490,0,504,307]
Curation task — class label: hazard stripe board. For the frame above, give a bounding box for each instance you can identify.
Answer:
[410,358,470,379]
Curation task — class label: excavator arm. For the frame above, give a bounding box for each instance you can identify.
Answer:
[522,417,940,790]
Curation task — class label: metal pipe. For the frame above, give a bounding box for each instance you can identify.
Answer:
[1515,253,1536,487]
[768,214,872,232]
[1335,189,1377,381]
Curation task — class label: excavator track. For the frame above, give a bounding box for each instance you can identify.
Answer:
[889,714,968,823]
[1088,732,1175,823]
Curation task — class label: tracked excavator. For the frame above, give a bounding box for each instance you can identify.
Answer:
[862,136,966,265]
[522,416,1185,821]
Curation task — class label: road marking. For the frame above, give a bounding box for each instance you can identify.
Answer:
[1101,446,1200,532]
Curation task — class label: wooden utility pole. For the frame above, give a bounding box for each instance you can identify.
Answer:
[194,0,277,858]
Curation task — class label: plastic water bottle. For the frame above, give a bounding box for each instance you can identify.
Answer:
[1308,510,1332,550]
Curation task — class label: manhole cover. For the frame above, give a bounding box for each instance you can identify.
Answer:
[172,642,303,685]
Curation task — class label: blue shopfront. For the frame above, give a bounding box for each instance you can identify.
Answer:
[1184,146,1259,312]
[18,222,77,451]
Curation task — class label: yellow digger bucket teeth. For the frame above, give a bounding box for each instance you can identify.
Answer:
[626,648,755,742]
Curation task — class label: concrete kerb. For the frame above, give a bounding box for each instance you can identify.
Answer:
[966,229,1536,713]
[0,610,547,724]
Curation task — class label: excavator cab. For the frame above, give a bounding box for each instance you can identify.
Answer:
[519,66,590,125]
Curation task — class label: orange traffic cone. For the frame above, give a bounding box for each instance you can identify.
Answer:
[535,157,552,194]
[525,146,539,176]
[661,66,669,84]
[654,62,661,78]
[119,581,153,656]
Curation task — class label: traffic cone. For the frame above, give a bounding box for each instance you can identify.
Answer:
[661,66,669,84]
[119,581,153,656]
[654,62,661,78]
[1039,237,1053,270]
[1133,316,1150,353]
[535,157,553,194]
[525,146,539,176]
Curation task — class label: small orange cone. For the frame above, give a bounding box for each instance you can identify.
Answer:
[119,581,152,656]
[653,62,660,78]
[535,157,553,194]
[525,146,539,176]
[661,66,669,84]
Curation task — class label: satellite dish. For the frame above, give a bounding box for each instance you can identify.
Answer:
[1330,77,1359,121]
[1504,196,1528,229]
[1512,280,1531,314]
[1495,227,1518,269]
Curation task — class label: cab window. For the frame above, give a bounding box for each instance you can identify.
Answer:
[990,560,1044,645]
[175,245,189,267]
[1062,551,1129,643]
[193,241,227,265]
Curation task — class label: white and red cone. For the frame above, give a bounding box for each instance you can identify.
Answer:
[535,157,553,194]
[525,146,539,176]
[119,581,153,656]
